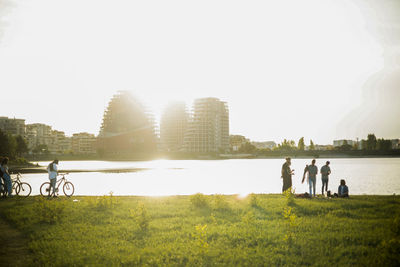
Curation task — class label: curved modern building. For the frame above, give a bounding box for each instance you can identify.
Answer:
[98,91,157,154]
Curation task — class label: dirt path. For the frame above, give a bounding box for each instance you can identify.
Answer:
[0,217,34,266]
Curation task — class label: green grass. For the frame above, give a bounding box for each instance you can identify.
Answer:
[0,194,399,266]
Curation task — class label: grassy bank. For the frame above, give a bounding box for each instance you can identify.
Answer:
[0,194,399,266]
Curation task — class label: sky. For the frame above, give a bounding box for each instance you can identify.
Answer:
[0,0,399,145]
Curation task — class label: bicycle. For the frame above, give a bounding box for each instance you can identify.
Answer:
[0,173,31,197]
[40,173,75,197]
[12,173,32,197]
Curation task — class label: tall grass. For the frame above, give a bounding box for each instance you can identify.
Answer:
[0,195,399,266]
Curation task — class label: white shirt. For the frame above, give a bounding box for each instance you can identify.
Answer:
[47,163,58,180]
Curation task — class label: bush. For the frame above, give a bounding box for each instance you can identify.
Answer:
[283,187,295,206]
[190,193,209,208]
[130,202,150,232]
[249,194,259,207]
[88,192,119,211]
[34,197,66,224]
[212,194,230,211]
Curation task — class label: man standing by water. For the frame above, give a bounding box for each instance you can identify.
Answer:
[307,159,318,197]
[320,161,331,195]
[281,157,294,192]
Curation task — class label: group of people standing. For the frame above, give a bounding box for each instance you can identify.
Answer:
[281,157,349,198]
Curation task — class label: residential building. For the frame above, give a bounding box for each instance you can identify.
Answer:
[25,123,53,151]
[251,141,277,150]
[0,116,25,136]
[160,102,189,152]
[72,132,97,154]
[230,135,249,152]
[391,139,400,150]
[333,139,356,147]
[183,98,229,153]
[52,130,72,153]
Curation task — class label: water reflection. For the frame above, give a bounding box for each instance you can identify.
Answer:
[18,158,400,196]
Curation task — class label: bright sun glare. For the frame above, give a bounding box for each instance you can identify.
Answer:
[0,0,385,143]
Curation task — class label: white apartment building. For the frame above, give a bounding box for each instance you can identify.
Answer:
[183,98,229,153]
[0,117,26,136]
[25,123,53,151]
[72,132,97,154]
[333,139,356,147]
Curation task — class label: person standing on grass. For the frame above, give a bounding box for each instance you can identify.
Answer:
[306,159,318,197]
[1,157,13,197]
[47,159,59,197]
[320,161,331,195]
[281,157,294,192]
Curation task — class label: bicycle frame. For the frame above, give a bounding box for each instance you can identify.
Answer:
[51,174,69,192]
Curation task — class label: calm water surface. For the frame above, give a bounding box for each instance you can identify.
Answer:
[18,158,400,196]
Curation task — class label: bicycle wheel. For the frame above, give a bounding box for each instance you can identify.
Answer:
[16,182,32,197]
[63,182,74,197]
[40,182,51,196]
[0,181,6,197]
[12,181,20,195]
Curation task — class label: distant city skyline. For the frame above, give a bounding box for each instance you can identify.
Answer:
[0,0,399,144]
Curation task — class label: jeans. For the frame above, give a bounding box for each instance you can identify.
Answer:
[322,178,328,194]
[309,177,316,197]
[3,173,12,196]
[49,178,57,196]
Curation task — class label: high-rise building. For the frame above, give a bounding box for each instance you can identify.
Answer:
[160,102,189,152]
[98,91,157,154]
[0,117,26,136]
[183,97,229,153]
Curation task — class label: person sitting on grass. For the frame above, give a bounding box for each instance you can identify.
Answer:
[334,179,349,198]
[1,157,13,197]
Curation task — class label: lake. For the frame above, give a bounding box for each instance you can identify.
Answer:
[17,158,400,196]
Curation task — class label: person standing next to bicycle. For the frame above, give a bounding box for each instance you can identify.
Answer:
[1,157,13,197]
[47,159,59,197]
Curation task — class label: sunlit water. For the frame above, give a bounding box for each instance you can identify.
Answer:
[15,158,400,196]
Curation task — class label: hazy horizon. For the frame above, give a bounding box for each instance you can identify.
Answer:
[0,0,399,144]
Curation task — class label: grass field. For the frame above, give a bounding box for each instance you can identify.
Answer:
[0,193,399,266]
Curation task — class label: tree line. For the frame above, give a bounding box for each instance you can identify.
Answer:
[0,129,28,159]
[235,134,397,154]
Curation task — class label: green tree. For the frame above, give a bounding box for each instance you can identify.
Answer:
[377,138,392,151]
[366,134,377,150]
[239,142,257,153]
[33,144,49,154]
[309,140,315,150]
[15,135,28,156]
[0,130,17,158]
[274,139,297,152]
[297,137,305,151]
[352,143,359,150]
